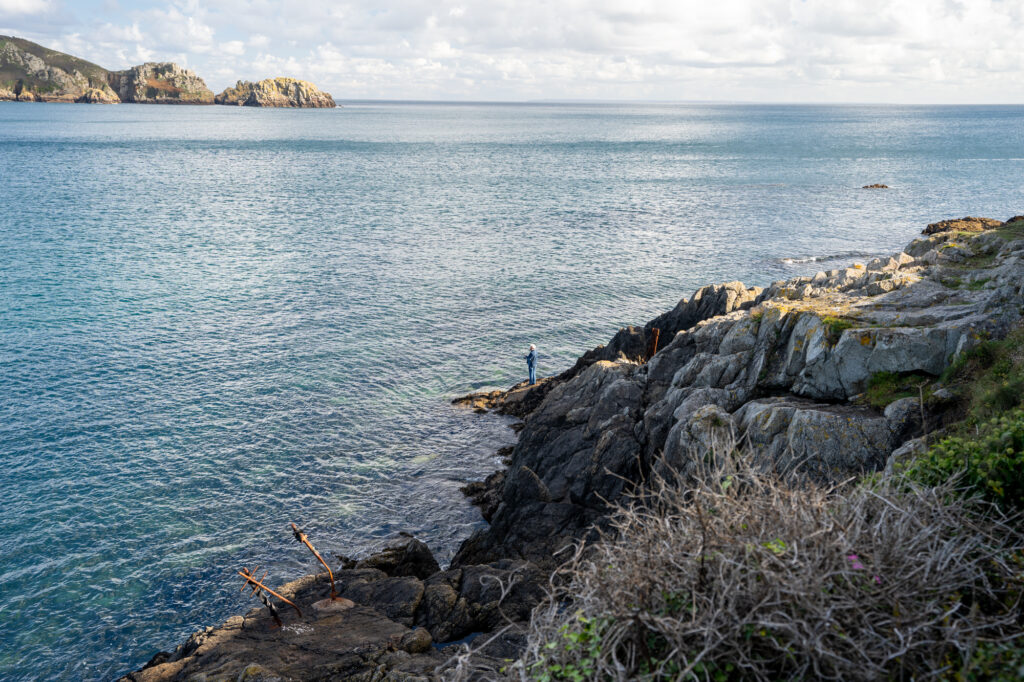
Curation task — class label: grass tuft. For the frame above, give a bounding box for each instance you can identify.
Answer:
[862,370,933,410]
[820,316,855,344]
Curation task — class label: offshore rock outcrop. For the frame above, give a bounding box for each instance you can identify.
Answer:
[214,78,336,108]
[107,63,214,104]
[125,215,1024,680]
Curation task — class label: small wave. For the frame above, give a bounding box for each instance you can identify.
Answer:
[778,251,878,266]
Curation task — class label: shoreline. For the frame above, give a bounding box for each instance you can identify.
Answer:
[121,213,1024,680]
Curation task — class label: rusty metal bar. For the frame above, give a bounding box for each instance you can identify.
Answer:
[648,327,661,361]
[291,523,340,600]
[238,568,303,619]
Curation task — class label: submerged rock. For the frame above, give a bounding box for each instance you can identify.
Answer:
[215,77,336,108]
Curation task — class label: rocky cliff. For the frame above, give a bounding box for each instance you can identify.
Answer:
[106,62,214,104]
[214,77,336,108]
[123,215,1024,681]
[454,215,1024,565]
[0,35,119,102]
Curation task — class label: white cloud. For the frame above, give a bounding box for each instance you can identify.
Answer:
[5,0,1024,102]
[0,0,49,15]
[220,39,244,55]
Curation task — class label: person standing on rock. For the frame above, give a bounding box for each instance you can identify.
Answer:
[525,344,538,385]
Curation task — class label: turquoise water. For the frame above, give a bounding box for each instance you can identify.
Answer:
[1,102,1022,680]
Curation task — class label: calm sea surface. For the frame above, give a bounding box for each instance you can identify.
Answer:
[1,102,1022,680]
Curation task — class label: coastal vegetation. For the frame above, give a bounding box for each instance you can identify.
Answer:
[455,331,1024,680]
[494,454,1024,681]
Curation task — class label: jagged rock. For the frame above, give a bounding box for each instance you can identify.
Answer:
[884,436,929,475]
[659,404,737,476]
[456,215,1024,564]
[119,572,442,681]
[215,78,336,108]
[922,216,1003,235]
[107,62,214,103]
[862,184,889,188]
[399,627,433,654]
[730,397,914,479]
[460,469,506,522]
[353,534,441,580]
[340,571,424,626]
[0,86,15,100]
[452,377,552,419]
[75,87,119,103]
[415,560,545,643]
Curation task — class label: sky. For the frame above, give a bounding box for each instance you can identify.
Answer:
[1,0,1022,103]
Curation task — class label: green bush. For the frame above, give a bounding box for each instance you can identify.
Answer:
[952,641,1024,682]
[941,327,1024,423]
[902,408,1024,510]
[530,612,609,682]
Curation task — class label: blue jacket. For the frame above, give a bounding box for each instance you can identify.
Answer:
[525,350,538,368]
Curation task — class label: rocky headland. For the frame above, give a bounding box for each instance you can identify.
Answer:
[123,215,1024,680]
[0,35,119,102]
[214,78,336,108]
[1,36,334,107]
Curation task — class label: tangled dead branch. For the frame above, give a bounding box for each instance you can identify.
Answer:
[451,448,1024,681]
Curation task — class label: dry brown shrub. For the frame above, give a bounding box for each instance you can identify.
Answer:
[445,447,1024,681]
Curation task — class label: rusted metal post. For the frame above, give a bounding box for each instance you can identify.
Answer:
[291,523,340,600]
[648,328,661,361]
[238,567,303,620]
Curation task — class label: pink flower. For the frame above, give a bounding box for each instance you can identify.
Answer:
[846,553,865,570]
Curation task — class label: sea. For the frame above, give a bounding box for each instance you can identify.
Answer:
[1,101,1022,680]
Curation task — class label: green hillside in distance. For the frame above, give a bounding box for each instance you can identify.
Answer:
[0,35,118,101]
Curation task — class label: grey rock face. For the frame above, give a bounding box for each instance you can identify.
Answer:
[456,216,1024,564]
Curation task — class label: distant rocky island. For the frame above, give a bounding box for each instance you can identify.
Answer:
[0,35,336,108]
[215,78,335,108]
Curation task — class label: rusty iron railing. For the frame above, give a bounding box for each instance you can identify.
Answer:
[291,523,340,600]
[238,566,302,627]
[647,327,661,361]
